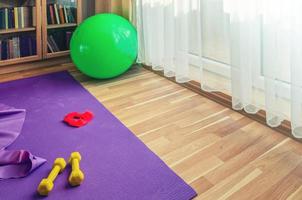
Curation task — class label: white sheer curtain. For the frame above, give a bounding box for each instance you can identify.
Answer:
[224,0,302,137]
[134,0,302,138]
[135,0,198,83]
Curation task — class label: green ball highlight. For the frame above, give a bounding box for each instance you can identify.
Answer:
[70,14,138,79]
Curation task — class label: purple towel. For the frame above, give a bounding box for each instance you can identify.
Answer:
[0,104,46,180]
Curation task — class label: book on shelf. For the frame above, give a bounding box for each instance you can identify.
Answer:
[20,7,24,28]
[32,6,36,26]
[66,31,72,49]
[47,39,55,53]
[0,7,36,30]
[63,6,68,23]
[14,7,18,28]
[48,35,60,53]
[47,30,74,53]
[48,4,55,25]
[54,4,60,24]
[0,35,36,60]
[4,8,8,29]
[47,4,76,25]
[59,5,65,24]
[8,8,14,28]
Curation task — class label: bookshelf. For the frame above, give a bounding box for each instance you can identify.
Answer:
[0,0,82,67]
[0,0,42,66]
[42,0,82,59]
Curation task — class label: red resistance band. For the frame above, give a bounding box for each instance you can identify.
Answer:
[64,111,94,127]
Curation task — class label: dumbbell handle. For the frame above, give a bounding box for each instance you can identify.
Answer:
[71,159,80,170]
[47,165,61,182]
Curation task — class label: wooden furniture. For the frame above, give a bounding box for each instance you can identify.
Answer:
[0,0,82,67]
[95,0,109,13]
[0,0,42,66]
[95,0,131,19]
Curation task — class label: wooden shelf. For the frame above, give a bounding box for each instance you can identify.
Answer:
[47,23,77,29]
[0,27,36,35]
[0,55,41,66]
[46,50,70,59]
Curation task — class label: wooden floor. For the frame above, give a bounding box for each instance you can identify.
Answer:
[3,65,302,200]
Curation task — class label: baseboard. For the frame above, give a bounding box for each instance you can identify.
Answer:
[143,64,300,143]
[0,57,76,83]
[0,56,72,75]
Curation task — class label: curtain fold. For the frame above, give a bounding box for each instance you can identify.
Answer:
[224,0,302,137]
[135,0,197,83]
[134,0,302,138]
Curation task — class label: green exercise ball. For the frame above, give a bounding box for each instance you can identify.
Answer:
[70,14,138,79]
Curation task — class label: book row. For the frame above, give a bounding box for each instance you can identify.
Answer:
[0,36,37,60]
[0,7,36,30]
[47,4,76,25]
[47,30,73,53]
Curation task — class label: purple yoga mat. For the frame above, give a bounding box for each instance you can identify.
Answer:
[0,72,196,200]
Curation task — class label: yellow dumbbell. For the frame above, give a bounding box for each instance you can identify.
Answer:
[68,152,84,186]
[37,158,67,196]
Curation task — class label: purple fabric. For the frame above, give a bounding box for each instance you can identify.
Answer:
[0,72,197,200]
[0,105,46,179]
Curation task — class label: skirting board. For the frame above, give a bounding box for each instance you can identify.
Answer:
[142,64,301,143]
[0,57,75,83]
